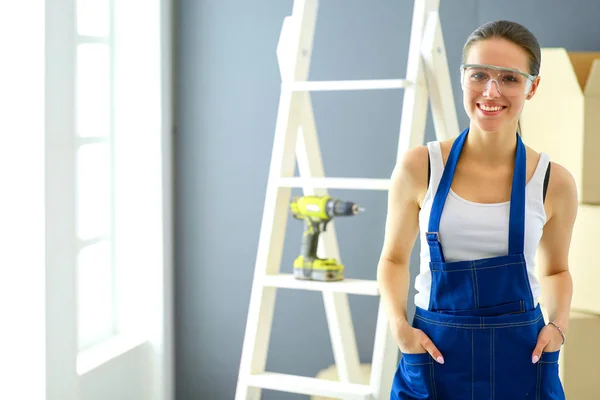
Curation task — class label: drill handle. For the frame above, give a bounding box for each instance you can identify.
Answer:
[301,220,321,259]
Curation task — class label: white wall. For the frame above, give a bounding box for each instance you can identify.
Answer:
[0,1,46,398]
[80,344,154,400]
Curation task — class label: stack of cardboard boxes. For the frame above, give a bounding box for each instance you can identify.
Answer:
[521,48,600,399]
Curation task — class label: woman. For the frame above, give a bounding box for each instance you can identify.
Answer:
[377,20,577,399]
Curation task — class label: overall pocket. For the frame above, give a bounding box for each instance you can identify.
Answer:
[429,254,533,314]
[411,314,473,399]
[491,312,545,399]
[391,352,434,400]
[474,254,533,310]
[537,350,565,399]
[429,259,475,311]
[435,300,525,317]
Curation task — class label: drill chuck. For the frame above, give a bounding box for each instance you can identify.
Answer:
[329,199,361,216]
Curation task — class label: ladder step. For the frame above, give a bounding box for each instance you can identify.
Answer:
[289,79,408,91]
[262,273,380,296]
[246,372,372,400]
[279,177,390,191]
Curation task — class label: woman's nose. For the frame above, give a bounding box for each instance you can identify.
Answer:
[483,79,501,97]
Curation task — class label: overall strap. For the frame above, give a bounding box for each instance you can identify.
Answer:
[426,128,527,262]
[508,133,527,255]
[426,128,469,262]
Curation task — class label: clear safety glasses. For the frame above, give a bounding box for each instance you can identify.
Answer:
[460,64,537,96]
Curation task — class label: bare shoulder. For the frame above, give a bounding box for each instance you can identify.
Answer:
[526,143,577,215]
[380,145,430,264]
[537,160,578,275]
[394,145,429,181]
[391,145,429,205]
[545,160,579,221]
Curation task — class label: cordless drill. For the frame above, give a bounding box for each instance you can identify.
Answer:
[289,195,364,281]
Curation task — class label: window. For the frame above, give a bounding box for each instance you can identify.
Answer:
[75,0,116,350]
[44,0,169,380]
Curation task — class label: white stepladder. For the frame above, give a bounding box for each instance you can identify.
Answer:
[235,1,459,399]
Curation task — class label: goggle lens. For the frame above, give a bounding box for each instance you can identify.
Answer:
[460,64,534,96]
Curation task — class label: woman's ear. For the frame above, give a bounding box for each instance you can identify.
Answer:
[526,76,541,100]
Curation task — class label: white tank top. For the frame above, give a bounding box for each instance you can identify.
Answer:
[414,141,550,310]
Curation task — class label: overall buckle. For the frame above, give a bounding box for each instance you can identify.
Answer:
[426,232,440,242]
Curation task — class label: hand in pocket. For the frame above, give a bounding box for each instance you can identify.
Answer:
[397,324,445,364]
[531,324,563,363]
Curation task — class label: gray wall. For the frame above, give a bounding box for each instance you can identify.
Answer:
[174,1,600,398]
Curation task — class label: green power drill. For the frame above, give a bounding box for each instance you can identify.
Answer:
[289,195,364,281]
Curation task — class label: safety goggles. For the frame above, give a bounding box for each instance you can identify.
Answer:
[460,64,537,96]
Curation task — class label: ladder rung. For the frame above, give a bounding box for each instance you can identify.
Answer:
[279,177,391,190]
[289,79,408,91]
[262,273,380,296]
[246,372,372,399]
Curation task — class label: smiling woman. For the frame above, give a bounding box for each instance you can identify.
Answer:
[377,20,578,400]
[460,24,541,136]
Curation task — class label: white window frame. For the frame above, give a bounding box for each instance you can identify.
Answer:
[74,0,119,352]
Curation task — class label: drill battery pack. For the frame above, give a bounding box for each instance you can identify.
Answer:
[293,255,344,281]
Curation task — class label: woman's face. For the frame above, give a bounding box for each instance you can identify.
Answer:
[462,38,540,134]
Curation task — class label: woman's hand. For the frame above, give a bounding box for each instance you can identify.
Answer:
[531,324,564,363]
[395,322,445,364]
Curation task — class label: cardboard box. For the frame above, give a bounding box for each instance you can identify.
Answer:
[520,48,600,204]
[557,311,600,399]
[536,205,600,315]
[565,205,600,315]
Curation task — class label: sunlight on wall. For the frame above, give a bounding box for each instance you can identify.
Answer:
[0,1,46,399]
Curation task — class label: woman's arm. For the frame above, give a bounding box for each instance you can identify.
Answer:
[532,161,578,362]
[376,146,444,363]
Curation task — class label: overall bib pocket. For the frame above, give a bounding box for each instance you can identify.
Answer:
[429,254,533,316]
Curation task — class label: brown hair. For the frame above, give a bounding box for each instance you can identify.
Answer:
[462,20,541,134]
[462,20,541,75]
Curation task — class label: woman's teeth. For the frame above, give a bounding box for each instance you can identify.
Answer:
[479,104,504,112]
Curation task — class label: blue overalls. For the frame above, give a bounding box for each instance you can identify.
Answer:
[390,128,565,399]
